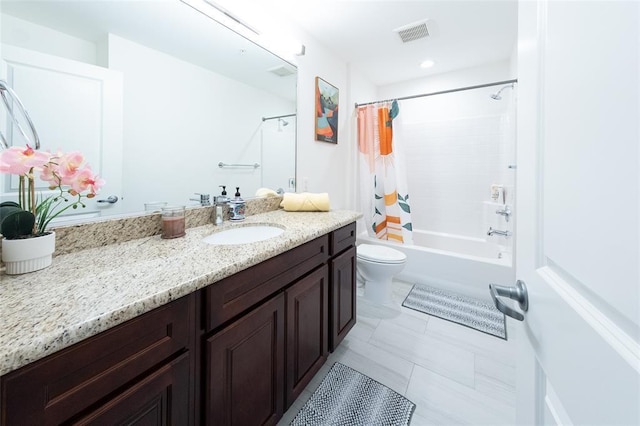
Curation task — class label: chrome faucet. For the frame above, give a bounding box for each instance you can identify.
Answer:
[487,227,512,237]
[495,205,512,222]
[190,193,211,206]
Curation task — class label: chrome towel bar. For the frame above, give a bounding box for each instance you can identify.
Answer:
[218,162,260,169]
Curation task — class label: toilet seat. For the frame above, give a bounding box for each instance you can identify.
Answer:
[357,244,406,264]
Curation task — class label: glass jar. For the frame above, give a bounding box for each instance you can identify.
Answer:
[145,201,167,212]
[161,206,186,239]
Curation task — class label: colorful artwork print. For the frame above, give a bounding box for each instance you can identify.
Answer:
[315,77,339,143]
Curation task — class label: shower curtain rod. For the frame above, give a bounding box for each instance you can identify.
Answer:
[354,78,518,108]
[262,113,296,121]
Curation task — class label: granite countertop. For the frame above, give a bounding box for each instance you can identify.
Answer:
[0,209,361,377]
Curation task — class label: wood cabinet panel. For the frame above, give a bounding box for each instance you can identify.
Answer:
[71,352,190,425]
[205,293,285,426]
[330,222,356,256]
[205,235,328,332]
[1,295,193,425]
[285,266,329,408]
[330,246,357,352]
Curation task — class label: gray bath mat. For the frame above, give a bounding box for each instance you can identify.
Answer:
[402,283,507,339]
[290,362,416,426]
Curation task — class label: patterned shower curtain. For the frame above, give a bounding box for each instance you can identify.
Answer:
[357,101,412,243]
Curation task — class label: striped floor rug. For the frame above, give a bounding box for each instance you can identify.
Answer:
[402,283,507,339]
[290,362,416,426]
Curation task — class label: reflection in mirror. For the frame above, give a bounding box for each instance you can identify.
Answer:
[0,0,297,223]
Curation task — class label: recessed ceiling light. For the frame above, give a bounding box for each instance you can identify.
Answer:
[420,60,435,69]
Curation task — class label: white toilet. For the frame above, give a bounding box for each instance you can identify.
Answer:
[356,244,407,304]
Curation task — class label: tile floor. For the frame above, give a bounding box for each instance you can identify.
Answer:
[278,280,518,425]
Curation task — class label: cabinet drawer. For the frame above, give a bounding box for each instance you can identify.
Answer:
[330,222,356,255]
[205,235,329,332]
[72,351,191,425]
[1,295,192,425]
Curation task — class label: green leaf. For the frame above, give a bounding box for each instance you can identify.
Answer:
[375,207,381,215]
[374,194,382,200]
[399,202,411,213]
[397,193,405,202]
[402,223,413,231]
[390,100,399,119]
[371,222,376,233]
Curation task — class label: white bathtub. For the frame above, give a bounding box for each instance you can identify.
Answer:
[356,230,515,302]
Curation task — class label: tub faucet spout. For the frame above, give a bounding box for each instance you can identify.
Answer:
[487,227,512,237]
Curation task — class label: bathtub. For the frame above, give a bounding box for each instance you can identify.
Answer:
[356,230,515,302]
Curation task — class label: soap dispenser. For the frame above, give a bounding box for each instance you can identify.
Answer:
[229,187,245,221]
[216,185,229,204]
[214,186,229,225]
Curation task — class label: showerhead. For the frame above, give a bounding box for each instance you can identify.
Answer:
[490,84,514,101]
[278,118,289,126]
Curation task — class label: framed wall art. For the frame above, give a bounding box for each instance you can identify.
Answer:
[315,76,339,144]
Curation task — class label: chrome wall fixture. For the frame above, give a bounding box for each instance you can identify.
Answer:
[218,162,260,169]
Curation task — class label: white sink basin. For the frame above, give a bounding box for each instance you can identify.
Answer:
[202,225,284,245]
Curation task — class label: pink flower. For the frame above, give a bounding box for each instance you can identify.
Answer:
[0,144,107,236]
[0,145,50,175]
[57,151,84,185]
[68,167,104,195]
[39,150,63,184]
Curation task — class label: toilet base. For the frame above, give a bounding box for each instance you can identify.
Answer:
[363,277,394,304]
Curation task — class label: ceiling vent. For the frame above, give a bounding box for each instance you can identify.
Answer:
[268,64,296,77]
[394,20,430,43]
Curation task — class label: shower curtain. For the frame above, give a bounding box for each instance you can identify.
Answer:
[357,101,412,243]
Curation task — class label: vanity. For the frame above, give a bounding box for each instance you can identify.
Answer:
[0,209,360,425]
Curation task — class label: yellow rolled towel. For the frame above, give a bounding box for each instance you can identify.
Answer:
[255,187,279,198]
[280,192,330,212]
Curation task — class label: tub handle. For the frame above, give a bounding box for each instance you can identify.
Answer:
[489,280,528,321]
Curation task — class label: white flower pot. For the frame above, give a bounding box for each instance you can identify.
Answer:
[1,231,56,275]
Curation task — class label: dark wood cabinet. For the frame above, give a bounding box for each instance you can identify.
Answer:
[329,245,357,352]
[71,352,191,425]
[205,293,285,426]
[285,266,329,407]
[1,222,357,426]
[1,294,194,426]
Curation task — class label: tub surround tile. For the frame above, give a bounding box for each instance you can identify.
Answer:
[0,208,361,377]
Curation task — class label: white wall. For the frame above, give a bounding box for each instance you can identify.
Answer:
[291,39,350,209]
[1,14,97,65]
[107,34,294,211]
[256,18,376,211]
[378,60,513,101]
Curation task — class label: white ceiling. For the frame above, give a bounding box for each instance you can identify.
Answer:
[229,0,518,86]
[2,0,518,91]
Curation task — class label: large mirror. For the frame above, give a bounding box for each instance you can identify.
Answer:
[0,0,297,222]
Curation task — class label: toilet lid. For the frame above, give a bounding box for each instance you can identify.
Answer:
[357,244,407,264]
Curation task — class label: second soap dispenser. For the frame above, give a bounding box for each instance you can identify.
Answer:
[229,187,245,221]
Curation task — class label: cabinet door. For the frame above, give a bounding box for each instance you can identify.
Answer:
[329,246,357,352]
[205,293,285,426]
[71,352,190,425]
[1,296,192,425]
[285,266,329,408]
